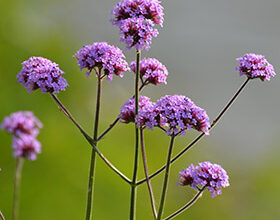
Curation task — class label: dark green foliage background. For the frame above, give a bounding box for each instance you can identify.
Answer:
[1,0,280,219]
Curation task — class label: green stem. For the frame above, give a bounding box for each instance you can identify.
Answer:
[129,50,141,220]
[140,128,157,219]
[12,158,24,220]
[0,210,6,220]
[157,135,176,220]
[163,186,206,220]
[85,70,102,220]
[137,78,250,186]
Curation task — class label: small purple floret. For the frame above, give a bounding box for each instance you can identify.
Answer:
[12,135,41,161]
[178,161,230,198]
[1,111,42,137]
[74,42,129,81]
[130,58,168,85]
[17,57,68,93]
[236,53,276,81]
[154,95,210,136]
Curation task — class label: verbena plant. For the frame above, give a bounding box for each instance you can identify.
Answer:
[0,1,277,220]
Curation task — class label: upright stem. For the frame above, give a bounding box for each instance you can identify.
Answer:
[140,128,157,219]
[0,210,6,220]
[129,50,141,220]
[163,186,206,220]
[157,135,176,220]
[137,78,250,186]
[12,158,24,220]
[85,70,102,220]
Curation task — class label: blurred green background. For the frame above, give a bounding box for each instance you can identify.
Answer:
[1,0,280,219]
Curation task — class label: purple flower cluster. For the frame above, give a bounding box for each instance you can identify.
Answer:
[119,95,210,135]
[74,42,129,81]
[130,58,168,85]
[154,95,210,136]
[1,111,42,137]
[178,161,230,198]
[12,135,41,161]
[119,96,154,124]
[111,0,164,50]
[111,0,164,27]
[1,111,42,160]
[236,53,276,81]
[17,57,68,94]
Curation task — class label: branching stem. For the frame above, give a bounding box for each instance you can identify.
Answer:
[137,78,250,185]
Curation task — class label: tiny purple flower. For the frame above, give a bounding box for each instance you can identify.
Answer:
[12,135,41,161]
[111,0,164,27]
[154,95,210,136]
[1,111,42,137]
[119,96,155,125]
[130,58,168,85]
[74,42,129,81]
[17,57,68,93]
[178,161,230,198]
[236,53,276,81]
[118,18,159,51]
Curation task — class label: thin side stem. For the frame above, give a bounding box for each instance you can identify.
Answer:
[163,186,206,220]
[157,135,176,220]
[50,94,132,184]
[12,158,24,220]
[50,94,92,141]
[137,78,250,186]
[129,50,141,220]
[140,128,157,219]
[0,210,5,220]
[85,72,102,220]
[96,82,146,142]
[97,117,120,142]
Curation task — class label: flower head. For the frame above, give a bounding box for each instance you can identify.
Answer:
[1,111,42,137]
[154,95,210,136]
[17,57,68,93]
[12,135,41,161]
[130,58,168,85]
[236,53,276,81]
[74,42,129,81]
[111,0,164,27]
[118,18,159,50]
[111,0,164,50]
[178,161,230,198]
[119,96,155,125]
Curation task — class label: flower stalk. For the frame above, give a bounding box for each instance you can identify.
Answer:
[85,68,102,220]
[140,128,157,219]
[157,135,176,220]
[129,49,141,220]
[12,158,24,220]
[163,186,206,220]
[0,210,6,220]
